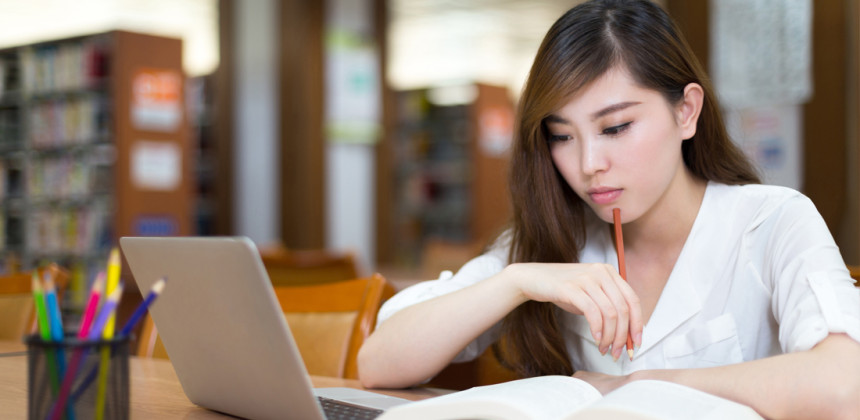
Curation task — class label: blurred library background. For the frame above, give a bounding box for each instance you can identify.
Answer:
[0,0,859,313]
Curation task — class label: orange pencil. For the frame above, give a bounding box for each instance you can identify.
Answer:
[612,208,635,361]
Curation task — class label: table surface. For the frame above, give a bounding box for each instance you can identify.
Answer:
[0,340,447,418]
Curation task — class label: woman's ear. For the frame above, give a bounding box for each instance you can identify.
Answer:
[677,83,704,140]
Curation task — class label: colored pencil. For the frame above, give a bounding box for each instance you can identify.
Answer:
[103,248,122,338]
[96,248,121,420]
[87,282,124,341]
[77,272,105,339]
[68,277,166,405]
[612,208,635,361]
[44,269,77,420]
[48,283,124,420]
[119,277,166,337]
[43,273,64,342]
[31,272,51,341]
[31,272,60,400]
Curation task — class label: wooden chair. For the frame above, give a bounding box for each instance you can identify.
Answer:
[0,265,69,340]
[136,314,169,359]
[849,265,860,285]
[137,245,359,359]
[259,245,359,287]
[138,273,396,381]
[274,273,395,379]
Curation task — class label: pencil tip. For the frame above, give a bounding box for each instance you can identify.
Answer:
[628,349,634,360]
[152,278,167,294]
[110,282,125,299]
[94,272,106,291]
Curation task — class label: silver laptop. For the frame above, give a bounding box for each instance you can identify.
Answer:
[120,236,410,420]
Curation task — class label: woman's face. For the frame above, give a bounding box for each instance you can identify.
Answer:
[545,66,696,224]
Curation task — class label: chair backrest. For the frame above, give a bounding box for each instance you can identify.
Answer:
[260,246,359,287]
[849,265,860,286]
[138,273,395,380]
[0,265,68,340]
[274,273,394,379]
[137,313,169,359]
[136,246,359,360]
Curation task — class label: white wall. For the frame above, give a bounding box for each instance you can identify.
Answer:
[233,0,280,246]
[0,0,218,77]
[325,0,378,274]
[232,0,377,272]
[326,145,375,274]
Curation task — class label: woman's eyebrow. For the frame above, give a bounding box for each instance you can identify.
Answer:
[546,101,642,125]
[591,101,641,121]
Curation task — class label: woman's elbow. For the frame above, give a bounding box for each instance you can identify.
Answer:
[357,340,385,388]
[818,335,860,420]
[357,338,428,389]
[828,377,860,420]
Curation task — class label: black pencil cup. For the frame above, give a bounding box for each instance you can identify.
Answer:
[25,333,130,420]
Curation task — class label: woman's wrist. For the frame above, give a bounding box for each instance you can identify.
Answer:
[496,263,532,306]
[628,368,677,384]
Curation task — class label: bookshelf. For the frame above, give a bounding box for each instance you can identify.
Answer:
[389,84,513,267]
[187,74,217,236]
[0,31,192,308]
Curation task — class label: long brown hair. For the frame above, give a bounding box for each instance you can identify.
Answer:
[497,0,761,378]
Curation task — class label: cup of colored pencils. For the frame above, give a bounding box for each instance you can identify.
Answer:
[26,255,166,420]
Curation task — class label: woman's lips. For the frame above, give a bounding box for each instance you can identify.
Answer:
[588,188,622,205]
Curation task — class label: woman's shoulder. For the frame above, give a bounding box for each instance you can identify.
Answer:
[705,182,820,229]
[709,182,803,200]
[708,182,812,210]
[485,229,513,262]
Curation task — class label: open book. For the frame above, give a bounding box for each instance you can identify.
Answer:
[377,376,763,420]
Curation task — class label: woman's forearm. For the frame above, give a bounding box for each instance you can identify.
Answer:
[630,334,860,420]
[357,268,527,388]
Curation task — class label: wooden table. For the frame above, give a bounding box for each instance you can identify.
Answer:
[0,341,446,418]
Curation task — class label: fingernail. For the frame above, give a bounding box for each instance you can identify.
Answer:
[612,348,620,362]
[635,333,642,347]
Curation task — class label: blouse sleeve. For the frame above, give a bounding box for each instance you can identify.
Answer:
[375,249,508,363]
[760,193,860,352]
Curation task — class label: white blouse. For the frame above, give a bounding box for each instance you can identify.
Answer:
[376,182,860,375]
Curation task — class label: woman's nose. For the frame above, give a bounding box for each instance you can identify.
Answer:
[580,138,609,175]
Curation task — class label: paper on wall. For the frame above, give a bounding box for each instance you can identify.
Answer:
[131,140,181,191]
[710,0,812,108]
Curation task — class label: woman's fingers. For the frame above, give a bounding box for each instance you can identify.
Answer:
[614,273,643,349]
[598,264,633,360]
[569,264,641,359]
[515,262,643,358]
[558,264,639,358]
[562,290,604,344]
[581,282,618,354]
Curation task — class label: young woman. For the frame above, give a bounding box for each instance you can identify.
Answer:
[358,1,860,418]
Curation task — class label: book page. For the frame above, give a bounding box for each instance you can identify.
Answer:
[378,376,603,420]
[568,380,764,420]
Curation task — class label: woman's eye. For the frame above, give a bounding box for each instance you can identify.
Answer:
[548,134,572,143]
[602,122,632,136]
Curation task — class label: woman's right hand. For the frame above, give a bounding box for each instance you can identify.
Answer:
[503,262,643,360]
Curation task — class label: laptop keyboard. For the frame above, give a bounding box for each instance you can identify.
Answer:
[318,396,384,420]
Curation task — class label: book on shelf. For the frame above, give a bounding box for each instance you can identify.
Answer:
[377,376,763,420]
